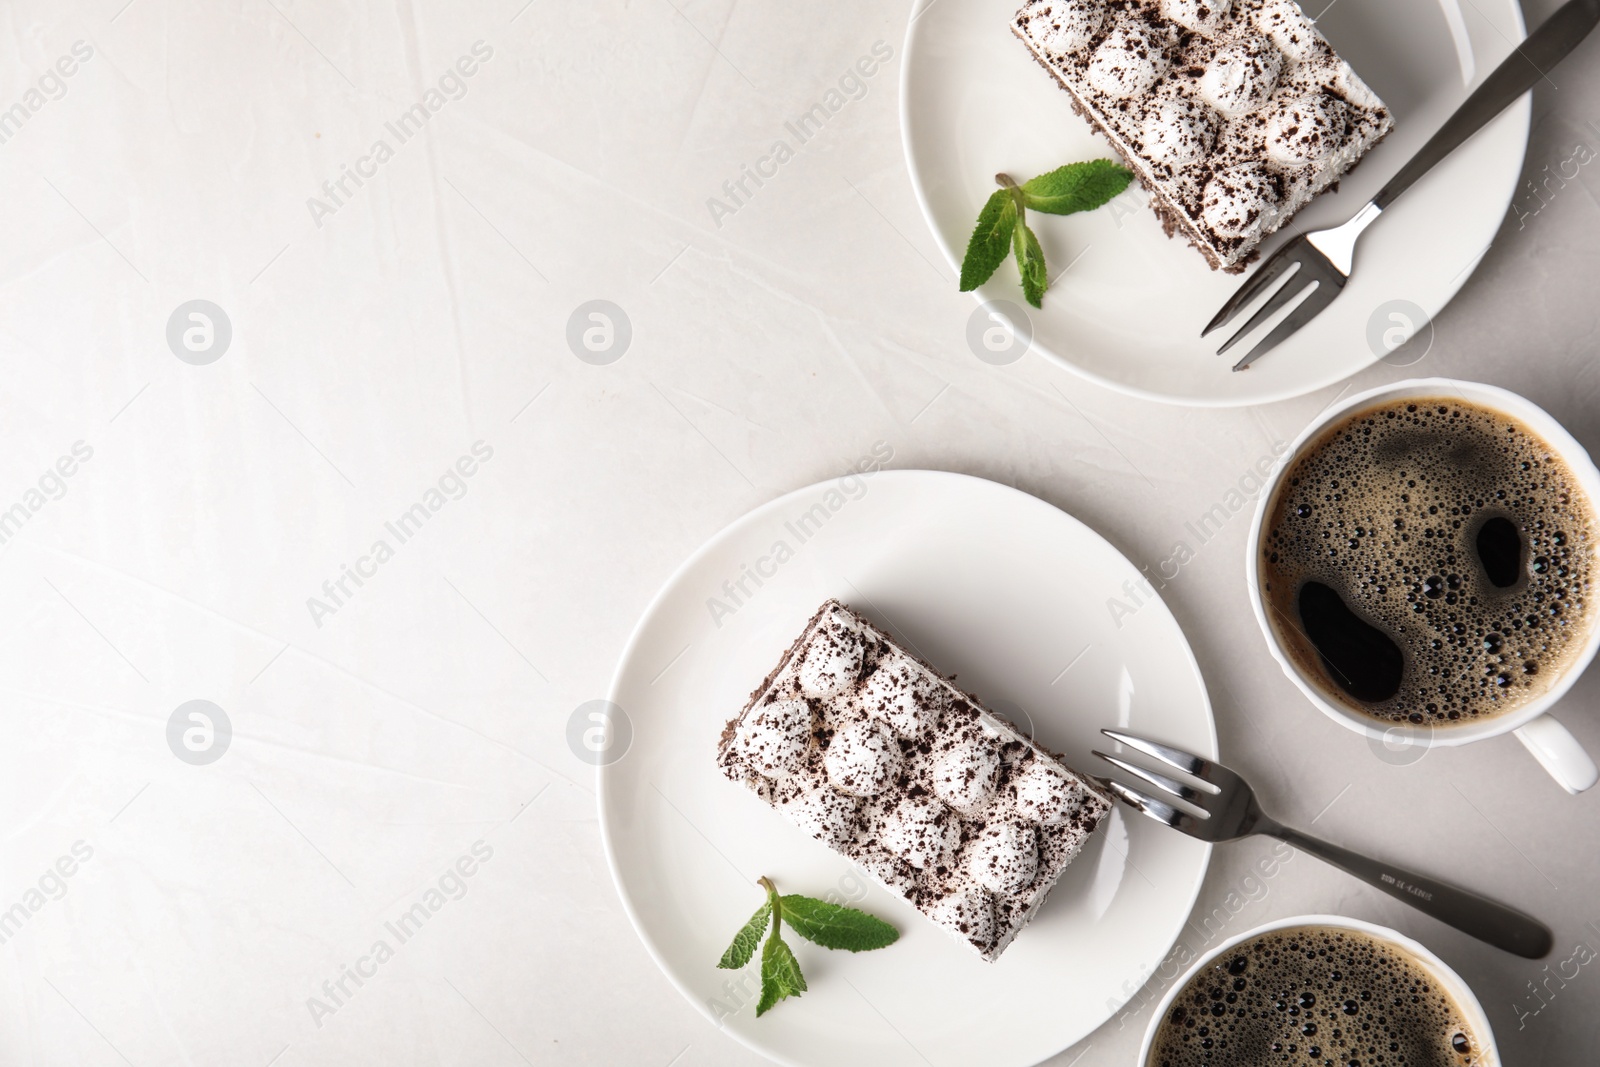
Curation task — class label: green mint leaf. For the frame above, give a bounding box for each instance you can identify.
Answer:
[959,188,1017,292]
[731,878,898,1018]
[717,901,771,970]
[778,895,900,952]
[756,927,807,1016]
[1015,219,1047,309]
[1021,159,1133,216]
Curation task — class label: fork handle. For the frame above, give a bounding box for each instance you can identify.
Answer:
[1372,0,1600,210]
[1268,824,1552,958]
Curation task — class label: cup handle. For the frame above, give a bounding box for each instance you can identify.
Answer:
[1514,713,1599,794]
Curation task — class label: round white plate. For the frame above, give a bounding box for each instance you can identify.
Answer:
[901,0,1529,407]
[599,470,1217,1067]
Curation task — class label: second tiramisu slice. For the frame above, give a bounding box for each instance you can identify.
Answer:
[1012,0,1394,271]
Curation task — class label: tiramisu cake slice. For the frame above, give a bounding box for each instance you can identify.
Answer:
[717,600,1111,962]
[1012,0,1393,270]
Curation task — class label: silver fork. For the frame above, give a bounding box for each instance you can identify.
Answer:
[1094,729,1552,959]
[1206,0,1600,371]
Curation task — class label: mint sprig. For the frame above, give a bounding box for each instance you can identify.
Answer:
[717,876,899,1017]
[958,159,1133,309]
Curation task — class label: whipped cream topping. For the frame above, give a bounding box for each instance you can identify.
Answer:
[857,654,948,738]
[1202,163,1280,240]
[1328,61,1386,112]
[1086,24,1169,99]
[1140,95,1216,167]
[796,614,864,697]
[1161,0,1230,36]
[967,819,1039,894]
[879,794,959,870]
[1265,93,1347,167]
[824,716,902,796]
[1036,0,1106,55]
[928,887,997,949]
[736,698,812,779]
[931,738,1001,815]
[781,785,860,850]
[1013,758,1083,825]
[1277,54,1333,99]
[1251,0,1321,64]
[1198,33,1283,118]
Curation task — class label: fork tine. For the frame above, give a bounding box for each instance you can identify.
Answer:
[1231,281,1341,371]
[1093,750,1210,804]
[1105,780,1204,834]
[1104,779,1143,809]
[1201,241,1303,337]
[1101,729,1211,779]
[1215,269,1317,356]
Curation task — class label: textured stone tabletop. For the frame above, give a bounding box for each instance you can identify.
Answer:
[1,0,1597,1064]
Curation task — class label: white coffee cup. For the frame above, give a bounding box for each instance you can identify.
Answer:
[1139,914,1499,1065]
[1246,378,1600,793]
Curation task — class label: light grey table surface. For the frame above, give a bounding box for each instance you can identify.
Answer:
[0,0,1596,1064]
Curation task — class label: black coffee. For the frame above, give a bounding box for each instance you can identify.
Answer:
[1261,397,1595,724]
[1149,925,1484,1067]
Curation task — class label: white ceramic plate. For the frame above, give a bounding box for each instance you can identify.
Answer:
[599,470,1217,1066]
[901,0,1529,407]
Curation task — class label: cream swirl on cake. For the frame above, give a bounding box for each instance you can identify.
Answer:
[1036,0,1106,55]
[1141,95,1216,167]
[1251,0,1322,63]
[1086,23,1170,99]
[1161,0,1230,36]
[1199,32,1283,118]
[1276,52,1337,100]
[967,818,1039,894]
[857,654,948,737]
[823,716,901,796]
[931,737,1002,815]
[1327,60,1387,112]
[878,794,959,870]
[735,698,812,779]
[780,785,859,850]
[796,613,864,696]
[1014,758,1085,825]
[1202,163,1280,241]
[1265,93,1347,167]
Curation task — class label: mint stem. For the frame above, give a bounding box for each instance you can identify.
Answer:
[759,876,782,929]
[997,172,1028,223]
